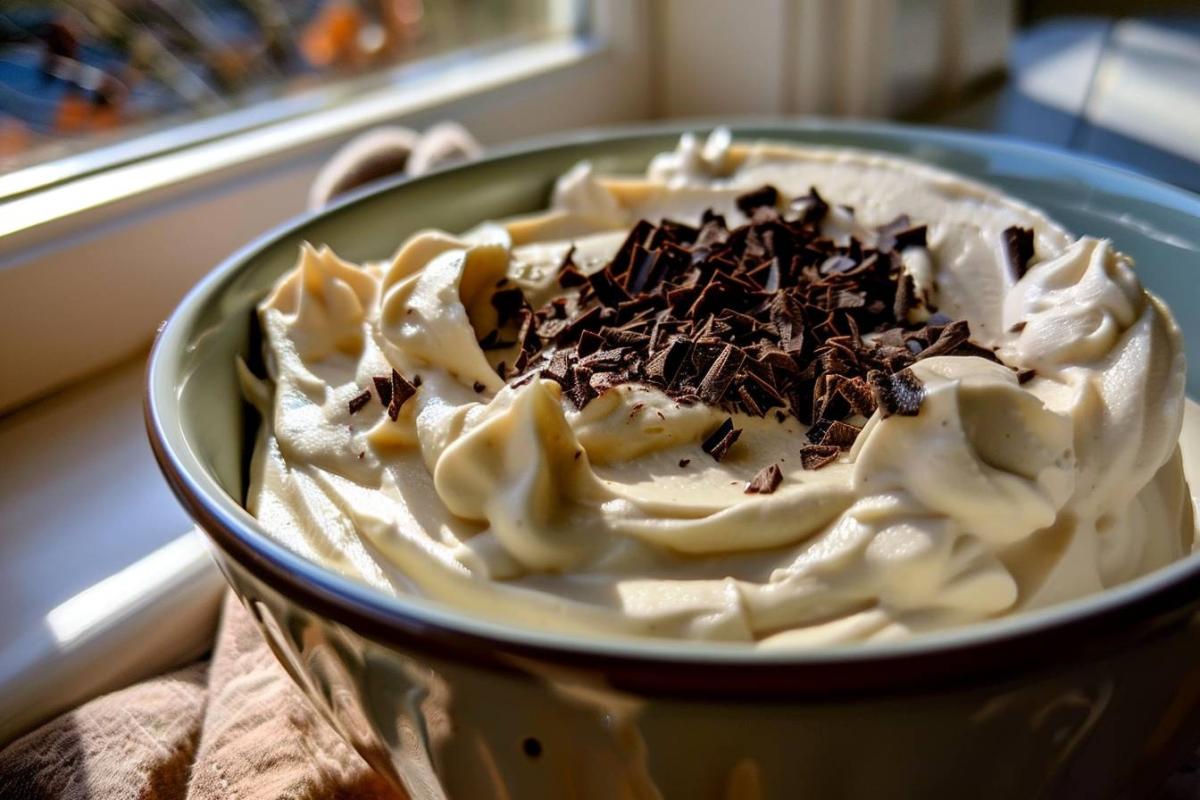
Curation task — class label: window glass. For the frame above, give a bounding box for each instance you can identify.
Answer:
[0,0,585,193]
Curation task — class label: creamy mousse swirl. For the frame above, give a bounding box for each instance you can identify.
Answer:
[244,131,1192,645]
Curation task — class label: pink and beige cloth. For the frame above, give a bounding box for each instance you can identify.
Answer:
[0,592,404,799]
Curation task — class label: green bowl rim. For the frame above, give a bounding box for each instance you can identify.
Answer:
[146,118,1200,698]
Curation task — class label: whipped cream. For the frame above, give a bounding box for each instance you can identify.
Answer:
[244,131,1193,645]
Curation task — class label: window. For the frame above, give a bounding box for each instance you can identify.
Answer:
[0,0,649,412]
[0,0,587,199]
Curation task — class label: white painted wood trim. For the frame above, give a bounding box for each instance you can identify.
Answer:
[657,0,1014,119]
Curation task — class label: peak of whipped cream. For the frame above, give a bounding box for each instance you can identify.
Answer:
[243,132,1192,646]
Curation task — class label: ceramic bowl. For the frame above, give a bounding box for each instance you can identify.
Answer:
[147,121,1200,799]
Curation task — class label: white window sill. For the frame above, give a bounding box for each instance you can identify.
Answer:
[0,355,225,743]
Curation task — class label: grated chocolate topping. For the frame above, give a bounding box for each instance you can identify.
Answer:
[477,185,1018,466]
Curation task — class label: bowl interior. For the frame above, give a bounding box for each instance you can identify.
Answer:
[151,120,1200,659]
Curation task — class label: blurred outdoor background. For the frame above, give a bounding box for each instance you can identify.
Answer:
[2,0,1198,192]
[0,0,569,173]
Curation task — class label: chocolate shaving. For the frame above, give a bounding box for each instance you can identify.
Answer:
[554,245,583,283]
[736,185,780,217]
[373,375,392,408]
[517,312,540,356]
[868,368,924,418]
[557,245,587,287]
[893,273,916,320]
[472,381,485,393]
[610,220,654,276]
[1003,226,1035,279]
[588,267,630,308]
[819,419,862,449]
[875,215,911,251]
[678,458,691,468]
[800,445,840,470]
[1017,368,1037,384]
[790,188,828,224]
[558,266,587,288]
[479,329,517,350]
[387,369,416,421]
[578,329,604,357]
[348,389,372,415]
[698,344,744,404]
[701,418,742,462]
[838,376,876,417]
[744,463,783,494]
[917,319,970,359]
[889,224,927,251]
[491,288,525,326]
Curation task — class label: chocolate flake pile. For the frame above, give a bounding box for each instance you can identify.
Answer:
[475,186,1027,469]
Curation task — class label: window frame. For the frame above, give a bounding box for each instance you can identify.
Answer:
[0,0,652,413]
